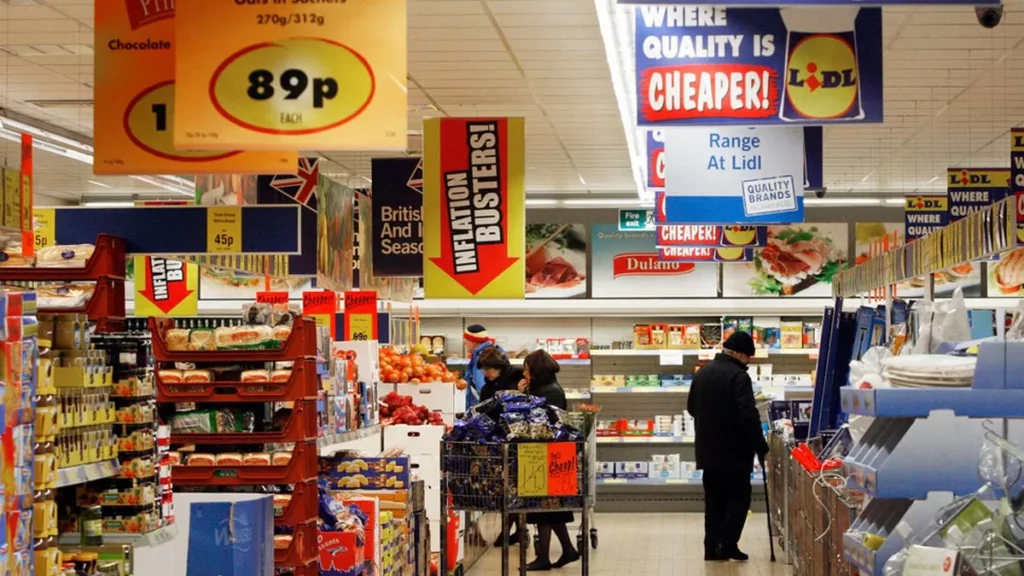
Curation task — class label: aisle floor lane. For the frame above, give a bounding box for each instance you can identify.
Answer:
[465,513,793,576]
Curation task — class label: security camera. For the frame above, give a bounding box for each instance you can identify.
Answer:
[976,5,1003,28]
[812,187,828,199]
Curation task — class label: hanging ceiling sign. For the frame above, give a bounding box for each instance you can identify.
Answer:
[946,168,1009,223]
[93,0,295,174]
[634,6,883,126]
[423,117,526,299]
[658,246,755,262]
[657,225,768,247]
[174,0,407,151]
[647,131,665,189]
[662,126,804,224]
[904,195,949,242]
[371,157,424,277]
[1012,130,1024,244]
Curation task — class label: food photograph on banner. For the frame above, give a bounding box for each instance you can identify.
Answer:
[526,224,588,298]
[591,224,717,298]
[722,223,848,297]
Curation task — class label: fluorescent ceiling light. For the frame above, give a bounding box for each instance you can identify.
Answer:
[804,197,882,206]
[563,198,644,207]
[525,199,559,206]
[129,175,193,197]
[82,201,133,207]
[87,180,111,188]
[594,0,646,202]
[0,117,94,153]
[885,198,907,206]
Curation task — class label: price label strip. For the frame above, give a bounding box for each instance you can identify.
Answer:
[347,314,373,341]
[207,207,242,253]
[33,208,55,251]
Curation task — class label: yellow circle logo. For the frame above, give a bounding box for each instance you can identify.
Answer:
[717,248,746,261]
[786,34,858,120]
[125,82,239,162]
[211,37,375,135]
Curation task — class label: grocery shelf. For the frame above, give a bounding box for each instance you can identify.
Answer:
[596,435,694,445]
[172,442,317,486]
[318,424,383,456]
[40,276,126,333]
[565,390,591,400]
[58,523,178,548]
[275,481,318,527]
[446,357,591,366]
[150,316,317,363]
[589,348,818,357]
[156,359,319,403]
[843,495,954,576]
[590,385,814,395]
[0,234,126,281]
[171,400,318,444]
[275,522,317,567]
[57,459,120,488]
[841,386,1024,418]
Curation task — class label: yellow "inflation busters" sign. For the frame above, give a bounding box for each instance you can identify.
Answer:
[174,0,408,151]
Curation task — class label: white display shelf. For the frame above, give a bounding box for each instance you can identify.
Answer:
[318,424,383,457]
[589,385,813,395]
[59,524,179,548]
[597,435,694,444]
[57,459,120,488]
[565,390,591,400]
[445,357,591,366]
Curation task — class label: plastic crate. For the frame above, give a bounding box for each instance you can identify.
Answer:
[171,400,318,444]
[156,359,319,403]
[150,317,316,363]
[275,521,318,567]
[172,442,317,486]
[276,480,317,527]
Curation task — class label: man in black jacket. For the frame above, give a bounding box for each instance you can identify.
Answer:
[687,331,770,562]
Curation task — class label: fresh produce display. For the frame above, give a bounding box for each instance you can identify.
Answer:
[379,391,446,426]
[379,348,467,389]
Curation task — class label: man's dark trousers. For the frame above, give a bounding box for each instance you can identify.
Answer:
[702,467,752,555]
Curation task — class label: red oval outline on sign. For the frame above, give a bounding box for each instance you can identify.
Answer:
[208,37,377,136]
[123,80,241,162]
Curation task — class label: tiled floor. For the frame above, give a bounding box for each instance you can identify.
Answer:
[466,513,794,576]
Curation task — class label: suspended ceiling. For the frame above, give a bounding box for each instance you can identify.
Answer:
[0,0,1021,203]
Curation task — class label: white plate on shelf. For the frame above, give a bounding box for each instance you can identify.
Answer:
[882,354,976,373]
[885,374,972,388]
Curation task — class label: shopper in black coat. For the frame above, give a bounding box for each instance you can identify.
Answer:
[477,347,524,405]
[687,331,770,562]
[521,350,580,572]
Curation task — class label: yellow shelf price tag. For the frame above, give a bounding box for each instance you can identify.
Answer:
[33,208,55,250]
[348,314,373,342]
[207,207,242,253]
[517,443,548,497]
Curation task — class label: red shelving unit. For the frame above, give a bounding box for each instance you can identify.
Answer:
[0,234,127,332]
[157,314,320,573]
[150,317,317,363]
[156,359,319,403]
[171,399,318,444]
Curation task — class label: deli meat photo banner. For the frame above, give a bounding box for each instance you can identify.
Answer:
[423,117,526,299]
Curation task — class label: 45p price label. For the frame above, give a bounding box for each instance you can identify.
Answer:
[210,38,374,135]
[207,207,242,254]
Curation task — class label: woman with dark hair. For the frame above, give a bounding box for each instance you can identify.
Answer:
[477,347,523,405]
[521,350,580,571]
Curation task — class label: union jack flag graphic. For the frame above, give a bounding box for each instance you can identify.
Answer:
[270,157,319,210]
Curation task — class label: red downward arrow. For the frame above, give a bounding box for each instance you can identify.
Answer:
[139,257,194,314]
[430,118,519,296]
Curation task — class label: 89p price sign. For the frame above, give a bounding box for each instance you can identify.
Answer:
[174,0,408,151]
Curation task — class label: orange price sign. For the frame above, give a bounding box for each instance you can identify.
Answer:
[546,443,579,497]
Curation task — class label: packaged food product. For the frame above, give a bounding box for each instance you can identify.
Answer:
[273,494,292,517]
[273,535,292,550]
[165,329,190,351]
[170,409,255,434]
[239,370,270,383]
[244,453,271,466]
[214,324,274,350]
[186,454,215,466]
[272,452,292,466]
[271,325,292,343]
[633,325,652,349]
[158,370,184,384]
[215,453,243,466]
[167,452,181,466]
[242,302,272,325]
[189,328,215,351]
[270,370,291,383]
[182,370,213,384]
[35,283,95,310]
[0,242,32,267]
[36,244,95,268]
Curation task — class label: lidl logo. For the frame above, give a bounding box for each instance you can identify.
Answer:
[905,196,948,211]
[950,170,990,186]
[785,34,858,120]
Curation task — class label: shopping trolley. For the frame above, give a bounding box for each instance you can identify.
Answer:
[441,439,591,576]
